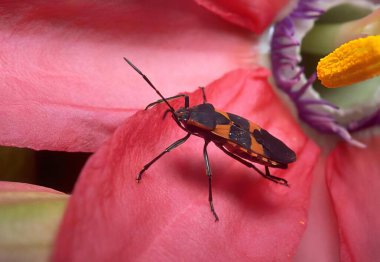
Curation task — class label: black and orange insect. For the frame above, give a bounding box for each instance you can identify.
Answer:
[124,58,296,221]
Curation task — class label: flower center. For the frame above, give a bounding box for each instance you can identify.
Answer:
[317,35,380,88]
[270,1,379,146]
[300,4,380,109]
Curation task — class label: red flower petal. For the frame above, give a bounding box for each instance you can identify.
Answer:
[52,68,319,261]
[0,0,255,152]
[327,136,380,261]
[294,156,341,261]
[194,0,294,33]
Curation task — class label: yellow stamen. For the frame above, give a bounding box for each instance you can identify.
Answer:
[317,35,380,88]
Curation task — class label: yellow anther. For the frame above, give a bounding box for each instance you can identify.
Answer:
[317,35,380,88]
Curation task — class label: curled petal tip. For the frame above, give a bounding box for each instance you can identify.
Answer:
[348,139,366,148]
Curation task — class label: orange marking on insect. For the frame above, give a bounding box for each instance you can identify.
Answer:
[247,134,264,155]
[187,119,213,131]
[212,124,231,140]
[215,110,230,121]
[249,123,261,134]
[226,141,248,152]
[270,161,278,166]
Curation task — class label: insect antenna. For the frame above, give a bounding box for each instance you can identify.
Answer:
[124,58,176,114]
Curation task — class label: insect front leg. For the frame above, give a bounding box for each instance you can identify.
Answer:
[137,133,191,182]
[203,140,219,222]
[145,94,189,110]
[217,145,289,187]
[199,87,207,104]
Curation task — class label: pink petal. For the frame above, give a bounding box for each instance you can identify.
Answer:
[327,135,380,261]
[0,181,64,194]
[294,156,340,262]
[52,68,320,261]
[194,0,294,33]
[0,0,255,152]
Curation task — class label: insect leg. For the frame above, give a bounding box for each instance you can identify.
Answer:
[203,141,219,222]
[199,87,207,104]
[218,145,289,187]
[145,94,188,110]
[264,166,289,187]
[137,133,191,182]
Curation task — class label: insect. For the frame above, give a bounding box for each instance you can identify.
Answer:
[124,58,296,221]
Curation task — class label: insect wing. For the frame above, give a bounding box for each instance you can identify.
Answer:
[212,111,295,166]
[252,128,296,164]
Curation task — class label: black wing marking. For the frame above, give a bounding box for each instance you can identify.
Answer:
[189,103,231,130]
[228,124,252,150]
[227,113,250,130]
[189,103,217,130]
[253,129,296,164]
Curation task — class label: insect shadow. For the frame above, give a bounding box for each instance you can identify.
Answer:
[168,141,289,217]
